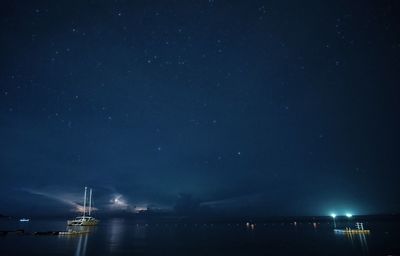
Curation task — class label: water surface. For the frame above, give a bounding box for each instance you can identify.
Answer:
[1,219,399,255]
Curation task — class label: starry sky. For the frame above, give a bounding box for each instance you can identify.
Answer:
[0,0,399,217]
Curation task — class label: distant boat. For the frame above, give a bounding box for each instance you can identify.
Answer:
[19,218,30,222]
[67,187,99,226]
[334,222,370,234]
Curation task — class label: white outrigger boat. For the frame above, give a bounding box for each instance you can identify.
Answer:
[67,187,99,226]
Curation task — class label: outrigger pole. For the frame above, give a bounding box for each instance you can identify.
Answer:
[89,188,92,216]
[83,186,87,217]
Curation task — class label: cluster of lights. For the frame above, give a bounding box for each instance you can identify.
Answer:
[330,213,353,218]
[330,212,353,229]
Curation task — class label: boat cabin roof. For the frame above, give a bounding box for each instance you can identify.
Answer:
[75,216,94,220]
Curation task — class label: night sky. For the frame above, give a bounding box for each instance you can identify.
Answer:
[1,1,399,217]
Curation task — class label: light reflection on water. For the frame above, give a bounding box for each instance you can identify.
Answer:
[74,233,88,256]
[133,222,148,240]
[335,231,370,255]
[358,234,369,254]
[56,226,94,256]
[108,218,124,253]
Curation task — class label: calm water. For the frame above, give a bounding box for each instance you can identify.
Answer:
[1,219,399,255]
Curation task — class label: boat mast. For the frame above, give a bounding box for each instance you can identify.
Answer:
[83,186,87,217]
[88,188,92,216]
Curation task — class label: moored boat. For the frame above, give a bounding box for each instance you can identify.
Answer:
[67,187,99,226]
[334,222,370,234]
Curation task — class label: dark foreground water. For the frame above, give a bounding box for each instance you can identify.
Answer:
[1,219,399,255]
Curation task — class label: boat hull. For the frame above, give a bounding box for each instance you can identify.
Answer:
[67,219,99,226]
[334,229,370,234]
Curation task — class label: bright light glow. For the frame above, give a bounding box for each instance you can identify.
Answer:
[111,195,128,207]
[74,204,98,213]
[331,213,336,218]
[345,213,353,218]
[135,206,148,212]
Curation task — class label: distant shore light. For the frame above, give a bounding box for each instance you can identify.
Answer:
[345,213,353,218]
[330,213,336,218]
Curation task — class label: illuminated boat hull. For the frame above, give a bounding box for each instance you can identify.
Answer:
[67,217,99,226]
[334,229,370,234]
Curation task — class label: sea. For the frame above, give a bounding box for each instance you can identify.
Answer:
[0,218,399,255]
